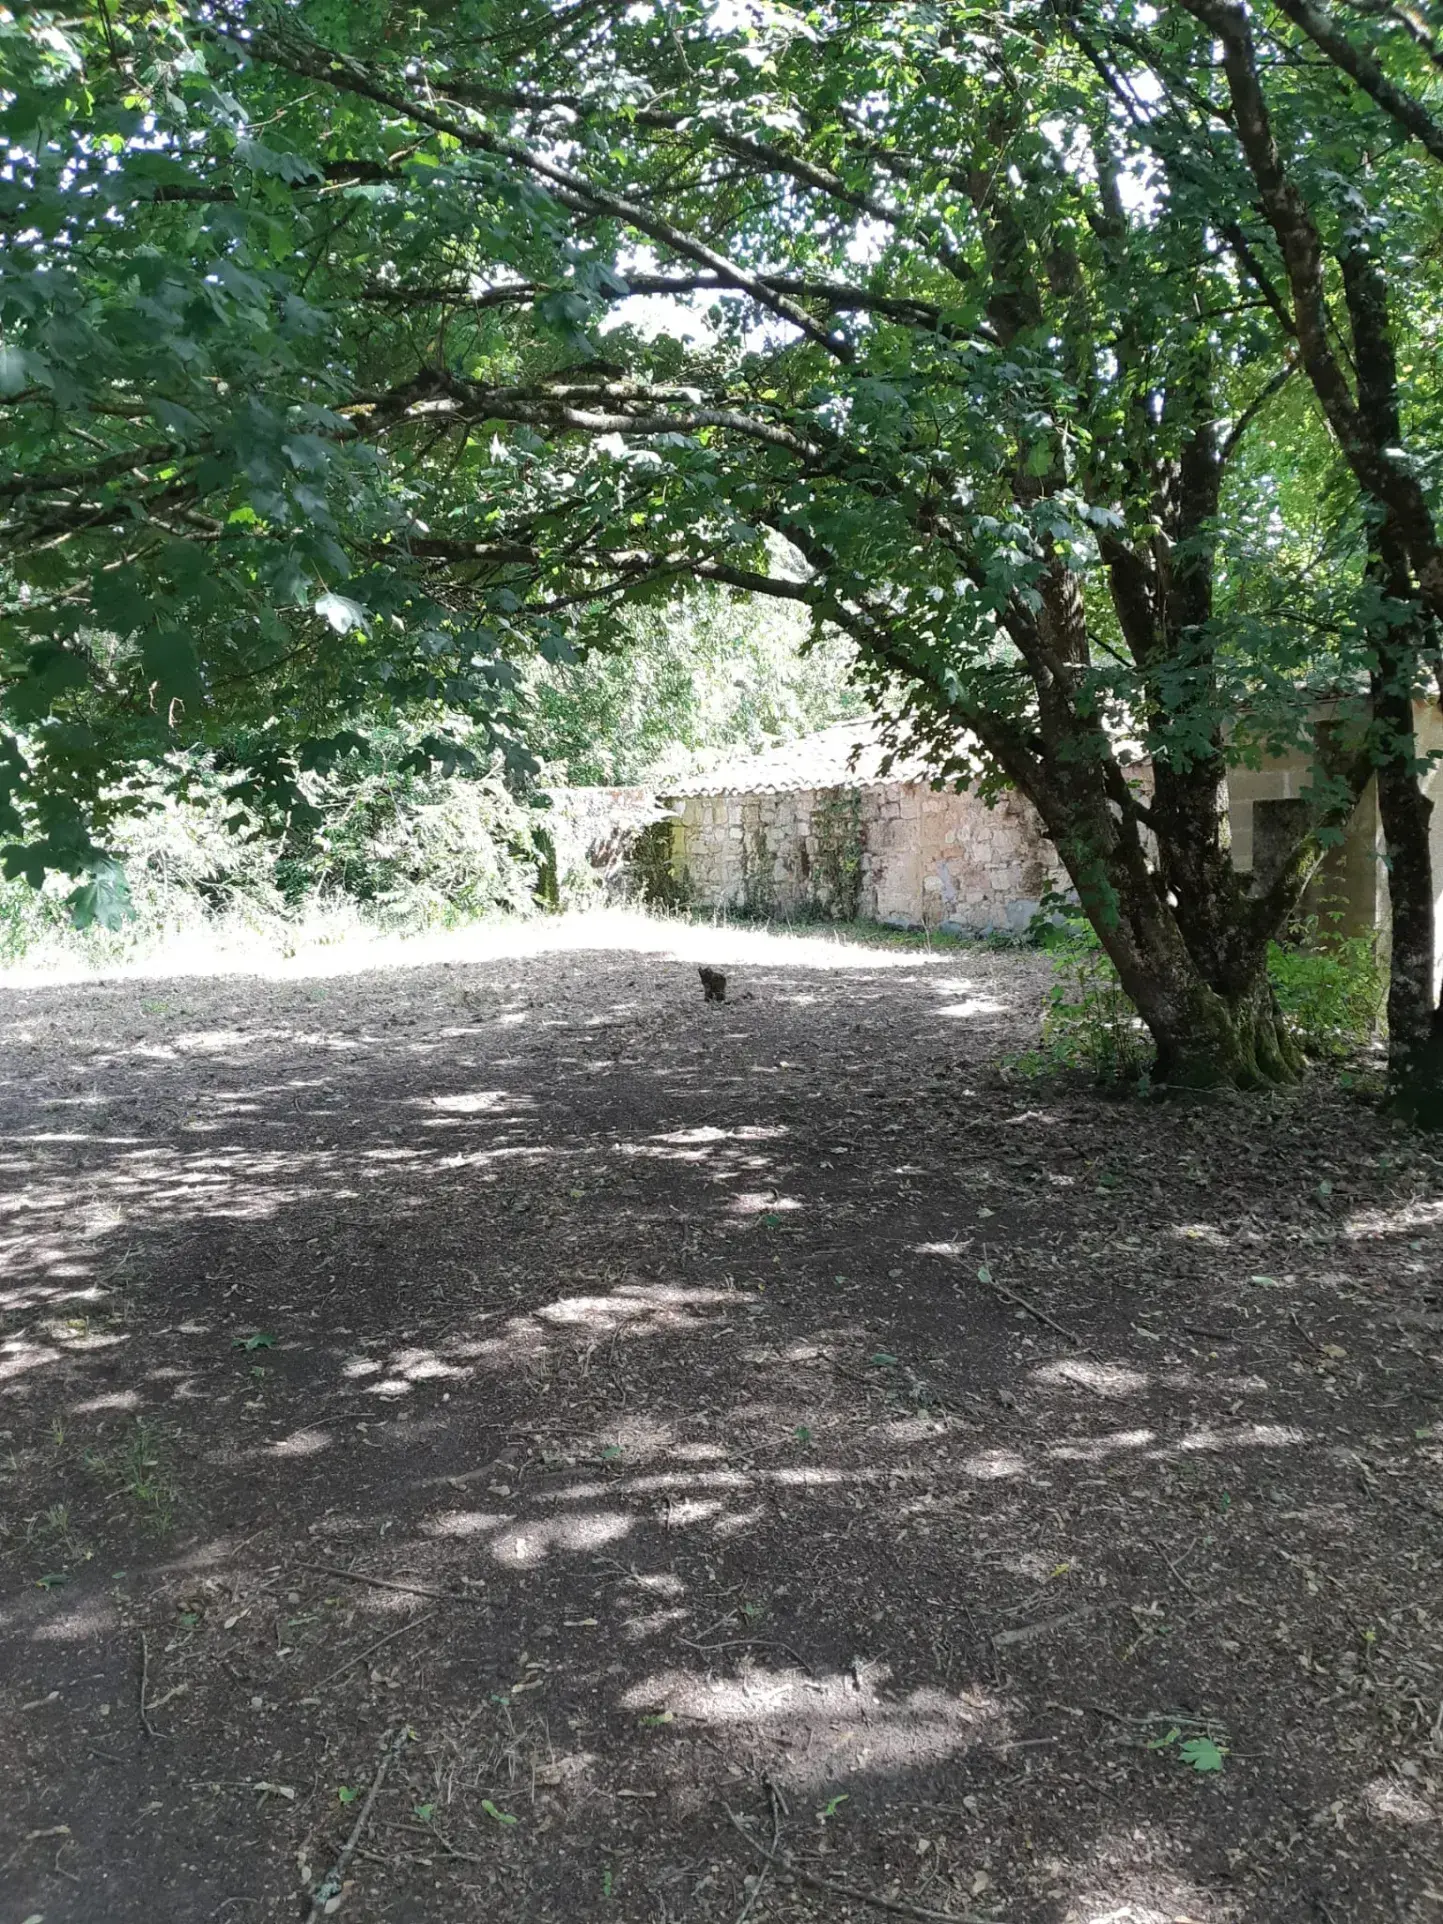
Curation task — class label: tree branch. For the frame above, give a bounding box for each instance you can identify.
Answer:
[214,17,855,363]
[1273,0,1443,162]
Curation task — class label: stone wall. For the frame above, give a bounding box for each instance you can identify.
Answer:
[663,779,1069,932]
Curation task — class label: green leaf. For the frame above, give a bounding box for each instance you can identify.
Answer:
[67,859,132,932]
[314,592,367,634]
[0,344,32,396]
[338,1785,359,1804]
[481,1799,517,1824]
[1179,1736,1226,1773]
[233,1332,276,1351]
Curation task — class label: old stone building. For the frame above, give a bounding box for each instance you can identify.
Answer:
[654,722,1070,934]
[552,707,1443,971]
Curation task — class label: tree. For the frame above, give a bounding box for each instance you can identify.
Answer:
[527,580,862,787]
[1149,0,1443,1113]
[0,1,1417,1091]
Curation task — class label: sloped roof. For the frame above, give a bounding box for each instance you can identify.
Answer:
[659,720,938,797]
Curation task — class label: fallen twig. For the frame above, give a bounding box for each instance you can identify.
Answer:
[302,1562,479,1607]
[976,1268,1080,1346]
[734,1782,784,1924]
[725,1808,981,1924]
[381,1821,489,1865]
[1151,1536,1202,1599]
[138,1632,158,1739]
[306,1725,409,1923]
[1,1826,72,1875]
[314,1608,437,1690]
[992,1605,1092,1650]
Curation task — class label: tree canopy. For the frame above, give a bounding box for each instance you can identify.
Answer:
[4,0,1442,1092]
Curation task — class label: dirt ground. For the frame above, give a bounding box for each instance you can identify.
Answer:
[2,912,1441,1924]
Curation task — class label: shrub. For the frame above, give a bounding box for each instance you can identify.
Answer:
[1016,922,1153,1084]
[1015,908,1383,1082]
[0,729,551,969]
[1267,923,1384,1059]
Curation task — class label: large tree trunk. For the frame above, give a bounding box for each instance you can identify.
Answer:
[1040,770,1303,1089]
[1370,617,1443,1124]
[1087,866,1301,1088]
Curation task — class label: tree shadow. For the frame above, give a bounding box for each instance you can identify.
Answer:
[0,932,1438,1923]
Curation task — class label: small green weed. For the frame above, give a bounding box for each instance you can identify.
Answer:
[1147,1722,1229,1772]
[27,1502,89,1565]
[85,1418,175,1529]
[1016,924,1151,1084]
[1268,920,1383,1058]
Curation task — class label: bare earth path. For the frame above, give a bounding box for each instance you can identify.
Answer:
[1,915,1440,1924]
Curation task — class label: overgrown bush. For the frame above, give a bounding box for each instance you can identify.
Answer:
[0,731,549,969]
[1267,923,1385,1060]
[1014,909,1383,1082]
[1015,922,1153,1084]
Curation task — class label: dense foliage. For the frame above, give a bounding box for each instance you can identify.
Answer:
[3,0,1441,1100]
[528,584,861,787]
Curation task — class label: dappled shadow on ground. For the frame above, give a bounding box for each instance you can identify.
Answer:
[0,924,1440,1924]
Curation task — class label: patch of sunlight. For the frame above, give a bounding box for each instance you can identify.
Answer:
[936,997,1007,1019]
[1172,1222,1229,1245]
[621,1607,691,1640]
[1033,1359,1149,1398]
[424,1090,513,1114]
[1345,1197,1443,1239]
[268,1427,332,1458]
[0,1338,62,1383]
[387,1347,466,1382]
[653,1125,787,1145]
[730,1191,803,1215]
[0,906,965,992]
[620,1663,1001,1789]
[1172,1421,1307,1452]
[1050,1833,1221,1924]
[714,1506,766,1537]
[1360,1775,1434,1825]
[1048,1428,1157,1463]
[634,1572,686,1597]
[490,1509,634,1566]
[961,1448,1027,1480]
[665,1498,726,1526]
[173,1028,289,1053]
[71,1389,143,1413]
[426,1509,508,1539]
[31,1595,114,1642]
[534,1284,736,1331]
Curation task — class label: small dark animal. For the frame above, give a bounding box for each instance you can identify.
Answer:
[698,966,728,1003]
